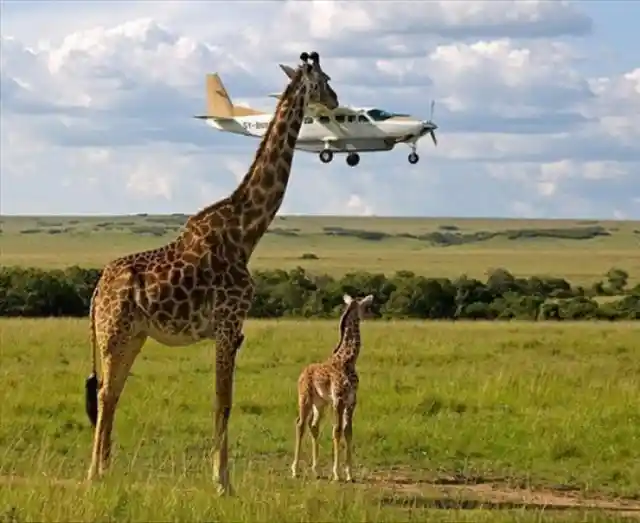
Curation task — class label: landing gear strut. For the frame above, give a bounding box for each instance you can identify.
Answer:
[346,153,360,167]
[408,144,419,165]
[319,150,333,164]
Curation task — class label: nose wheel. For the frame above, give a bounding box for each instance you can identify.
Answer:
[319,150,334,164]
[346,153,360,167]
[408,152,419,165]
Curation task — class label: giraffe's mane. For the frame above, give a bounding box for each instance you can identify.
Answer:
[230,68,304,202]
[178,64,306,236]
[179,65,305,241]
[332,302,357,354]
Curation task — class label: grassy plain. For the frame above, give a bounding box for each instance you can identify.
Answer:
[1,214,639,284]
[1,319,639,521]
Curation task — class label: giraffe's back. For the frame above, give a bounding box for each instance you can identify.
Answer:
[298,360,358,410]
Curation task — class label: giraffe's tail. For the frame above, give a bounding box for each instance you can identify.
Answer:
[85,285,100,427]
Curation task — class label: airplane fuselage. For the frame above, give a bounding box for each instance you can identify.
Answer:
[205,110,431,154]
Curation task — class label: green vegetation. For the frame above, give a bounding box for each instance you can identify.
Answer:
[1,215,639,285]
[1,214,639,520]
[1,319,639,521]
[1,265,638,320]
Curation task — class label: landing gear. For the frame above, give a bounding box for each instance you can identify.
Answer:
[346,153,360,167]
[408,152,419,165]
[319,150,334,164]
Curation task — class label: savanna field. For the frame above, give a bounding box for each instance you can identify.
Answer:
[1,215,640,521]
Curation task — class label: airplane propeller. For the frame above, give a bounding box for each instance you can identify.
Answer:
[426,100,438,147]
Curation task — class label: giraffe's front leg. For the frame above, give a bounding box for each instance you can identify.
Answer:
[331,400,345,482]
[212,327,242,496]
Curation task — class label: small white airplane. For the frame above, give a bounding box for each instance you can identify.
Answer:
[193,66,439,167]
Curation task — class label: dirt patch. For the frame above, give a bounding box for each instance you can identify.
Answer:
[3,471,640,518]
[363,469,640,517]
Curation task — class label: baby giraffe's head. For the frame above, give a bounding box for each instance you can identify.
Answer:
[342,294,375,321]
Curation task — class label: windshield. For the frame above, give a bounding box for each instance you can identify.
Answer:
[366,108,409,121]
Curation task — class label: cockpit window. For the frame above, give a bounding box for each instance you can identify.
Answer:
[366,108,410,121]
[366,109,394,121]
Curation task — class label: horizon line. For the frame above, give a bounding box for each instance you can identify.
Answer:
[0,213,637,222]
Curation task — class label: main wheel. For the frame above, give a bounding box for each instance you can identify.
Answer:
[319,150,334,163]
[346,153,360,167]
[408,152,419,164]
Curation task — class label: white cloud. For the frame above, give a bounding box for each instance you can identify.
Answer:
[346,194,375,216]
[0,0,638,219]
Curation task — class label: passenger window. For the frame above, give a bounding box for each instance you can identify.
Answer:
[357,114,369,123]
[346,115,355,123]
[335,115,346,123]
[303,116,314,124]
[318,116,331,124]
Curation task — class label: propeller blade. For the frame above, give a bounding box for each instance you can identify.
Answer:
[430,130,437,146]
[430,100,435,121]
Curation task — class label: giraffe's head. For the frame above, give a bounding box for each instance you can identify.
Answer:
[280,51,339,111]
[332,293,374,355]
[342,293,375,321]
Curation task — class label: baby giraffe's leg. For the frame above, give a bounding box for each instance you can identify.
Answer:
[291,394,311,478]
[308,404,323,478]
[343,401,357,482]
[331,399,346,482]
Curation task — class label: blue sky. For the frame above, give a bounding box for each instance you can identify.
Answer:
[1,0,638,219]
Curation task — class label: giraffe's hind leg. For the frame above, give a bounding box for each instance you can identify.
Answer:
[291,394,312,478]
[343,400,357,482]
[87,332,145,481]
[308,403,324,478]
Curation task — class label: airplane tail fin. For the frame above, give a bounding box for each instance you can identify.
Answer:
[203,73,264,119]
[206,73,234,118]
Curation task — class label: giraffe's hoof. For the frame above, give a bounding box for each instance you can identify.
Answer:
[215,482,235,497]
[86,468,101,484]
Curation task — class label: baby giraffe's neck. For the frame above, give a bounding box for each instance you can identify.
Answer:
[332,316,361,366]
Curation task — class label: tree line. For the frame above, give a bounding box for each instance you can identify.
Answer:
[0,265,638,321]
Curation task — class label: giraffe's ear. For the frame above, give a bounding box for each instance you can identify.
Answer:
[360,294,374,307]
[279,64,297,80]
[343,294,353,305]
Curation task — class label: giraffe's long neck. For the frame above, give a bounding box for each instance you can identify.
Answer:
[232,72,307,259]
[331,312,362,366]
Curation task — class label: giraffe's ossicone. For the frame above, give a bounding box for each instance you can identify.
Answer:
[84,51,339,496]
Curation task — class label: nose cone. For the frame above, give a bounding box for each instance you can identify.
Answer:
[423,120,437,130]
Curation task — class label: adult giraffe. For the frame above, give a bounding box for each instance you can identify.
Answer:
[84,52,339,495]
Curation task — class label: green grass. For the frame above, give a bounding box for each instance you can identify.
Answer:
[1,215,639,285]
[1,319,639,521]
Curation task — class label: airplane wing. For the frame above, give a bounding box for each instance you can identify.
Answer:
[266,94,358,116]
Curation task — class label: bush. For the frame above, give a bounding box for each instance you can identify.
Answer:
[0,265,637,321]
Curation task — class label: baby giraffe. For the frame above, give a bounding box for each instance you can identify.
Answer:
[291,293,374,482]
